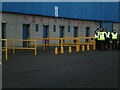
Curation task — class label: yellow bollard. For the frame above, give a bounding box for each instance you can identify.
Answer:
[55,47,58,54]
[87,44,90,51]
[69,46,72,53]
[82,45,85,51]
[93,44,96,50]
[76,45,80,52]
[43,46,45,50]
[60,46,64,54]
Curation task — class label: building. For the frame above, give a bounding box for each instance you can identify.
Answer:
[1,2,120,47]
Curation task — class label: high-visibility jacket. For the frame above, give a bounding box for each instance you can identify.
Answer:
[95,34,98,39]
[105,32,110,38]
[95,31,100,39]
[111,32,118,40]
[98,32,105,40]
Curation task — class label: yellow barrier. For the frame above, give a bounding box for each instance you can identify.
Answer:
[0,39,8,60]
[82,45,85,51]
[76,45,80,52]
[55,47,58,54]
[7,39,37,55]
[69,46,72,53]
[28,37,96,53]
[28,37,95,46]
[60,46,64,54]
[87,45,90,51]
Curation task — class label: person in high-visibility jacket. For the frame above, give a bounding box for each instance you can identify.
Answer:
[111,29,118,50]
[98,29,106,51]
[95,28,100,50]
[105,29,111,50]
[118,33,120,50]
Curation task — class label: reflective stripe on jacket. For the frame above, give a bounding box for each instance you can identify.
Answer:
[105,32,110,38]
[111,32,118,40]
[98,32,105,40]
[95,31,100,39]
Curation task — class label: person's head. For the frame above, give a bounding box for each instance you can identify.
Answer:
[106,29,109,32]
[99,28,102,32]
[113,29,116,33]
[97,28,99,31]
[102,29,104,32]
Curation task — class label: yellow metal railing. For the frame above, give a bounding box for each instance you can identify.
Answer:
[28,37,95,46]
[7,39,37,55]
[28,37,96,53]
[0,39,8,60]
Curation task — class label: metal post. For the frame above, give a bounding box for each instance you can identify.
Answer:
[5,39,8,60]
[55,47,58,54]
[12,40,15,54]
[93,43,96,50]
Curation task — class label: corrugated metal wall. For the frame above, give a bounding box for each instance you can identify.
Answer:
[118,1,120,22]
[2,2,119,22]
[100,22,113,31]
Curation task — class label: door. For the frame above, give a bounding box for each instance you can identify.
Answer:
[23,24,30,47]
[59,26,64,43]
[59,26,64,38]
[74,27,78,43]
[43,25,49,44]
[2,23,6,47]
[100,22,113,32]
[86,27,90,42]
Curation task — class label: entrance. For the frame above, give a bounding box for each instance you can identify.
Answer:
[59,26,64,43]
[85,27,90,42]
[23,24,30,47]
[2,23,6,47]
[74,27,78,43]
[43,25,49,44]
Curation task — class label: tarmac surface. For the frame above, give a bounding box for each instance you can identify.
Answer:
[2,48,119,88]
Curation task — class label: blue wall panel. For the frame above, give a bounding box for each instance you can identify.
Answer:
[101,22,113,32]
[2,2,119,22]
[118,1,120,22]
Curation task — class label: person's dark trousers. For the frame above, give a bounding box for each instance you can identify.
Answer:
[99,40,106,51]
[112,39,117,50]
[105,38,110,50]
[118,40,120,50]
[95,39,99,50]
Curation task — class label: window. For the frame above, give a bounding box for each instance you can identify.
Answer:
[68,26,70,32]
[53,25,56,32]
[36,24,39,32]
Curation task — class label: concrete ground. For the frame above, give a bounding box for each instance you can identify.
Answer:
[2,47,119,88]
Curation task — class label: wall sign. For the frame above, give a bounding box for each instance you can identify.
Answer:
[40,17,44,22]
[48,17,50,23]
[54,18,58,23]
[24,16,28,21]
[55,6,58,17]
[78,21,80,25]
[68,20,71,25]
[32,16,36,22]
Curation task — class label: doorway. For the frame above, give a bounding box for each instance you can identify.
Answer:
[43,25,49,44]
[74,27,78,43]
[59,26,64,43]
[2,23,6,47]
[23,24,30,47]
[85,27,90,42]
